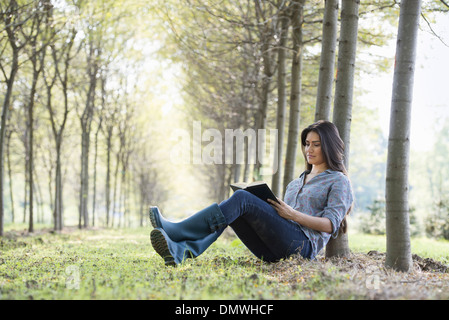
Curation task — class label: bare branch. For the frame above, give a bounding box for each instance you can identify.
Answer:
[421,12,449,47]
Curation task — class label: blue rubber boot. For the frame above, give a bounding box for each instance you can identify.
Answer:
[148,203,227,242]
[150,227,222,266]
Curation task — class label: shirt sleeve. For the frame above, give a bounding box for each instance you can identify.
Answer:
[322,175,353,236]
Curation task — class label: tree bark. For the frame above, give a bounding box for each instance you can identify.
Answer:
[79,41,98,229]
[105,128,113,227]
[6,130,15,223]
[26,0,52,233]
[315,0,339,121]
[0,0,21,236]
[253,0,275,180]
[272,12,289,197]
[283,0,305,196]
[92,120,102,227]
[326,0,360,259]
[385,0,421,272]
[27,74,37,233]
[47,27,76,232]
[332,0,359,169]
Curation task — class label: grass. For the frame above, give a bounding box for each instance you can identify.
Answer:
[1,226,449,300]
[349,232,449,264]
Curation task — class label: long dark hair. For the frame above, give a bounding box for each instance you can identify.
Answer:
[301,120,347,174]
[300,120,352,233]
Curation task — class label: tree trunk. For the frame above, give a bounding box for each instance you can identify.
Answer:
[48,28,76,232]
[6,130,15,223]
[79,62,96,228]
[23,148,28,223]
[28,76,37,233]
[55,141,63,230]
[26,0,51,233]
[385,0,421,273]
[105,130,112,227]
[315,0,339,121]
[92,120,102,227]
[326,0,360,259]
[79,126,92,228]
[272,13,289,197]
[112,145,121,228]
[283,0,305,196]
[253,0,275,180]
[254,74,271,180]
[332,0,359,169]
[139,174,145,227]
[0,39,19,236]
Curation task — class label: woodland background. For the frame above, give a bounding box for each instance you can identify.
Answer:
[1,0,449,300]
[0,0,448,246]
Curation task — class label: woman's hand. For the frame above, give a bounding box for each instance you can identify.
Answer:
[268,197,333,234]
[268,198,299,221]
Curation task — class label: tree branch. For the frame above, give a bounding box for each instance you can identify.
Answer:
[421,12,449,47]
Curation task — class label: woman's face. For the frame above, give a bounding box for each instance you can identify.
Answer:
[305,131,326,168]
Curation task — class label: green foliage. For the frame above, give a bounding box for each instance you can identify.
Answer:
[358,198,421,237]
[425,198,449,241]
[359,199,387,235]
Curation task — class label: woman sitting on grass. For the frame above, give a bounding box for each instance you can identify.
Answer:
[149,120,354,266]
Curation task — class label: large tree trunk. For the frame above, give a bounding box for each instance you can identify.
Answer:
[315,0,339,121]
[283,0,305,196]
[326,0,360,259]
[385,0,421,273]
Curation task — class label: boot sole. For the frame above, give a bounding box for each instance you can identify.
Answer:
[148,207,160,229]
[150,229,177,267]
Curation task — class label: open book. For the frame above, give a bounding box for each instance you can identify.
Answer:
[230,181,280,204]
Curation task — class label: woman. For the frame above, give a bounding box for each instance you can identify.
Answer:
[150,120,353,266]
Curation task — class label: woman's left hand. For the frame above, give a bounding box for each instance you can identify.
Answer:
[268,198,299,221]
[269,197,333,234]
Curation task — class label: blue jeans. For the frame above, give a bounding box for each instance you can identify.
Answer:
[219,190,312,261]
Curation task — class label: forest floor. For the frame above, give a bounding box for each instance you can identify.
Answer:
[1,225,448,300]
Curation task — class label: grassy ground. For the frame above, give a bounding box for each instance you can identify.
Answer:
[1,225,448,300]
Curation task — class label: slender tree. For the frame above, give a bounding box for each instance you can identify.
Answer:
[253,0,277,180]
[283,0,305,195]
[23,0,53,233]
[315,0,339,121]
[332,0,359,169]
[327,0,360,258]
[0,0,28,236]
[272,7,290,196]
[385,0,422,272]
[45,26,78,231]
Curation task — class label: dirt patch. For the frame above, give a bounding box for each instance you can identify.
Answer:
[412,254,448,273]
[266,250,449,299]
